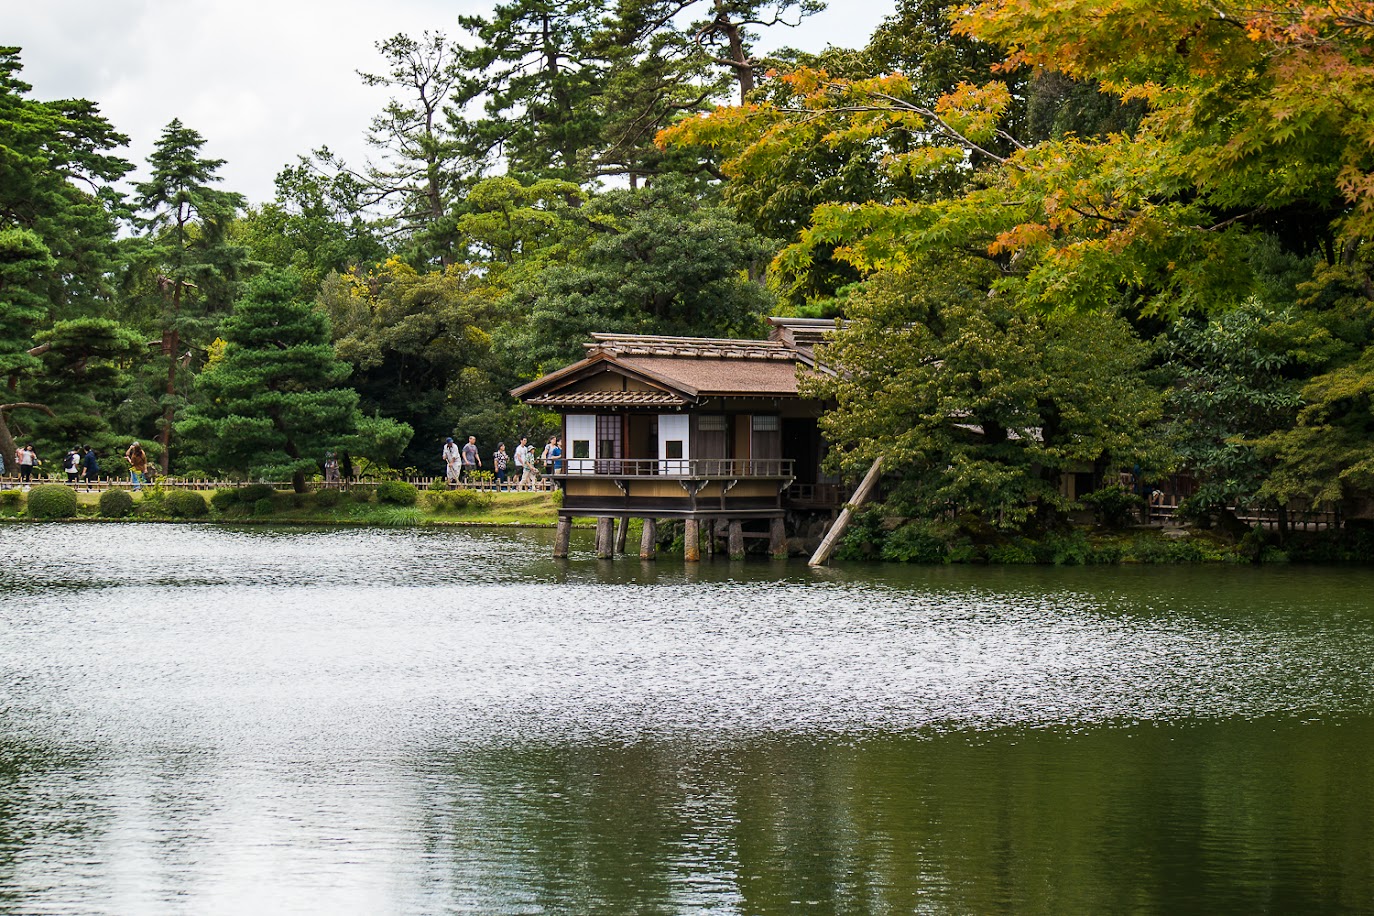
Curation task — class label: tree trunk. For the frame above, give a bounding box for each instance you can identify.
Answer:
[158,281,183,475]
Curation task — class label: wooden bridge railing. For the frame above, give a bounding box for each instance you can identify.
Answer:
[0,475,557,493]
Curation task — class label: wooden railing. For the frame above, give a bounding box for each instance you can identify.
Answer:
[559,458,794,478]
[0,475,557,493]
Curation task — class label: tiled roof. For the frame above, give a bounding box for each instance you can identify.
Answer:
[588,334,796,361]
[528,390,690,408]
[614,355,800,397]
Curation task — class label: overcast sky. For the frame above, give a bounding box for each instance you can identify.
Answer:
[7,0,896,206]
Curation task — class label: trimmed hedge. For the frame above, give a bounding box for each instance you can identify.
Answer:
[314,488,341,508]
[99,488,136,518]
[239,483,276,503]
[376,480,418,506]
[166,490,208,518]
[26,484,78,520]
[210,488,238,511]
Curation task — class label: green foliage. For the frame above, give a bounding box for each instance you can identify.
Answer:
[1080,485,1144,529]
[375,480,419,505]
[25,483,77,519]
[0,491,21,508]
[313,488,342,508]
[210,488,238,511]
[807,268,1167,531]
[166,490,208,518]
[98,488,135,518]
[253,497,276,517]
[238,483,276,503]
[426,488,494,512]
[880,520,952,563]
[179,270,410,490]
[426,478,448,492]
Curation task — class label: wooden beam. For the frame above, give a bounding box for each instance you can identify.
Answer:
[639,517,657,560]
[554,517,572,558]
[808,457,884,568]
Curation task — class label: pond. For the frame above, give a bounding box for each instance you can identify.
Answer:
[1,524,1373,913]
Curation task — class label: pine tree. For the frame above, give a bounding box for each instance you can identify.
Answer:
[131,119,249,473]
[179,271,396,492]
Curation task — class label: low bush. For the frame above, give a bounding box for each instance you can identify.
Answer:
[985,542,1037,564]
[376,480,418,506]
[98,488,135,518]
[0,490,21,508]
[26,484,78,520]
[166,490,208,518]
[1080,484,1144,529]
[210,488,238,511]
[426,478,448,492]
[880,520,950,564]
[239,483,277,503]
[427,489,493,512]
[314,488,341,508]
[253,497,276,517]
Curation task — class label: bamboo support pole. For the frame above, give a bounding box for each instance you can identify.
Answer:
[808,457,884,568]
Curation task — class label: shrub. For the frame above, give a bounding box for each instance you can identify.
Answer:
[880,521,950,564]
[0,490,21,508]
[253,497,276,517]
[211,488,239,511]
[166,491,208,518]
[426,478,448,492]
[26,484,78,520]
[1080,484,1144,529]
[98,488,136,518]
[985,542,1036,564]
[376,480,418,506]
[428,489,493,512]
[314,488,341,508]
[239,483,276,503]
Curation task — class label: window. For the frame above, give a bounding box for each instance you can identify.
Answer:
[665,440,683,459]
[698,414,727,431]
[572,440,590,459]
[751,415,780,432]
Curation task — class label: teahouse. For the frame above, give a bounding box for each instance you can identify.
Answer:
[511,318,840,559]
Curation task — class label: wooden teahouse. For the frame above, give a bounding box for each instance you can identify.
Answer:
[511,318,840,559]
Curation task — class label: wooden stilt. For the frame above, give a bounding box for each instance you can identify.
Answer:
[554,517,572,558]
[769,517,788,559]
[684,518,700,562]
[728,520,745,559]
[639,518,657,560]
[596,517,615,559]
[615,516,630,554]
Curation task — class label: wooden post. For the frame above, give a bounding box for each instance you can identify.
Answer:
[554,517,572,558]
[769,517,788,560]
[809,457,884,568]
[596,517,615,559]
[639,517,657,560]
[728,520,745,559]
[684,518,700,562]
[615,516,630,554]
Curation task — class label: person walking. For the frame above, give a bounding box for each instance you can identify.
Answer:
[550,436,564,477]
[17,445,37,485]
[493,443,509,489]
[125,441,148,491]
[460,435,481,482]
[83,447,100,484]
[512,437,530,491]
[65,448,81,484]
[442,437,461,485]
[324,451,340,486]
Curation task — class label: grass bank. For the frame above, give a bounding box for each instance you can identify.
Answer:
[0,484,566,528]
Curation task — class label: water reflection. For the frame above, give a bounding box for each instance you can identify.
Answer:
[1,524,1373,912]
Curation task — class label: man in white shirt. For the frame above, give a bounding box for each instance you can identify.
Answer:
[512,437,531,491]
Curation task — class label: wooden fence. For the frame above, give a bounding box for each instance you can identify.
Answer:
[0,475,557,493]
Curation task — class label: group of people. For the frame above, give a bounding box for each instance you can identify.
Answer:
[442,434,563,489]
[2,441,150,490]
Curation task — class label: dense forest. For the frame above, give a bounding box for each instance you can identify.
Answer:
[4,0,1374,535]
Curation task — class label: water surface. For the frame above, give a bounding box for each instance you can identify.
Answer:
[1,525,1372,913]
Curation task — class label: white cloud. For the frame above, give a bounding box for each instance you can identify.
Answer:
[6,0,894,205]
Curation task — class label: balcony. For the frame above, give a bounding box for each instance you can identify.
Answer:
[558,458,794,479]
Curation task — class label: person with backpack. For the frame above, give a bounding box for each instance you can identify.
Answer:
[65,448,82,483]
[83,447,100,484]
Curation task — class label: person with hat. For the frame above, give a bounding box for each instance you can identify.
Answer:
[442,436,461,485]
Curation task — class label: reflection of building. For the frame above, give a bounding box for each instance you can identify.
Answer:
[511,318,839,559]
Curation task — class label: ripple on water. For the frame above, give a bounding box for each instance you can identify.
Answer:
[1,524,1372,757]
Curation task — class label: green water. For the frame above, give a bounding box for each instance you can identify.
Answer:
[1,525,1372,913]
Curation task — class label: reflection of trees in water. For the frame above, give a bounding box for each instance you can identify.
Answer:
[408,724,1374,913]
